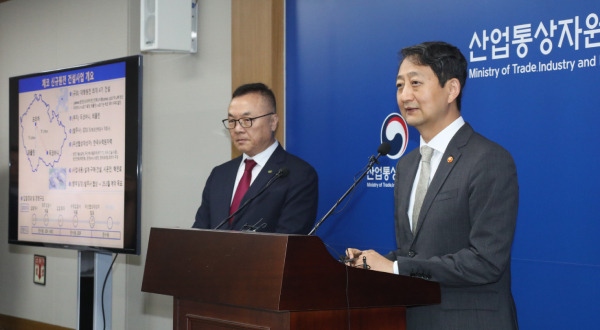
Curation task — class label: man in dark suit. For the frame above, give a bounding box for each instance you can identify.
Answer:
[193,83,318,234]
[347,42,519,329]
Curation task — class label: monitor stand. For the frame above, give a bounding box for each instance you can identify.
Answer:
[78,251,113,330]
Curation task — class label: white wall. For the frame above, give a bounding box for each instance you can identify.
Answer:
[0,0,232,328]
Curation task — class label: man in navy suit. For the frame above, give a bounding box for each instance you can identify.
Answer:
[193,83,318,234]
[347,42,519,329]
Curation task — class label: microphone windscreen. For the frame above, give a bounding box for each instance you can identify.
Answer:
[377,142,392,156]
[278,167,290,178]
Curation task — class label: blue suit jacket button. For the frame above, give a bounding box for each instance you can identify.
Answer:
[408,250,416,257]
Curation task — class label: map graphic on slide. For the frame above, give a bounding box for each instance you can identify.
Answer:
[20,93,67,173]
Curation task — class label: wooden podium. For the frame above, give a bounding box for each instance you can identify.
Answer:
[142,228,440,329]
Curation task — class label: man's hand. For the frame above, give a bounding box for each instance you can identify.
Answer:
[345,248,394,274]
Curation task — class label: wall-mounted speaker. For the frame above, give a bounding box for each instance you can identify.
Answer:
[140,0,198,53]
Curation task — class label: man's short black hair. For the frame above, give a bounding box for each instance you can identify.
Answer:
[232,83,276,113]
[400,41,468,110]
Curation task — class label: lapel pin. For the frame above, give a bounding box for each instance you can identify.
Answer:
[268,170,273,174]
[447,156,454,163]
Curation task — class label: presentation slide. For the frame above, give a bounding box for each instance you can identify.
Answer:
[17,62,127,249]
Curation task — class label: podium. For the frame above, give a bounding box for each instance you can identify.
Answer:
[142,228,440,329]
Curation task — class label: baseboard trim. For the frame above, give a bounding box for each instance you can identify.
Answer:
[0,314,73,330]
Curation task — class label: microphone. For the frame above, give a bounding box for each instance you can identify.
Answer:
[276,167,290,178]
[377,141,391,156]
[213,167,290,230]
[308,142,390,235]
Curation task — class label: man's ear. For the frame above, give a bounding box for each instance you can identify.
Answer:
[447,78,461,104]
[271,113,279,132]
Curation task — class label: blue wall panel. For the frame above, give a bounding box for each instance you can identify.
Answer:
[286,0,600,328]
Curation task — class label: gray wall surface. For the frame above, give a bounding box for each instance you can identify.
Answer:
[0,0,232,328]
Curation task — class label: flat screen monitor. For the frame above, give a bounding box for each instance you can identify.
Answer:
[8,55,142,255]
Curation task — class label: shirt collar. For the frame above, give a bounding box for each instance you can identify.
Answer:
[242,140,279,167]
[420,116,465,154]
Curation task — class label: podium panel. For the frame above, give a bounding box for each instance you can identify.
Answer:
[142,227,440,329]
[178,300,406,330]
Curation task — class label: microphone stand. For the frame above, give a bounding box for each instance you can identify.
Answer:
[308,152,386,236]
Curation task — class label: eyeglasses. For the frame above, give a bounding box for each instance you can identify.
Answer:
[222,113,275,129]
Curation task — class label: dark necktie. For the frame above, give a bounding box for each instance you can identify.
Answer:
[229,159,257,224]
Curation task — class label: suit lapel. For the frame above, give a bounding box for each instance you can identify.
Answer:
[396,149,420,237]
[216,157,243,223]
[414,123,473,235]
